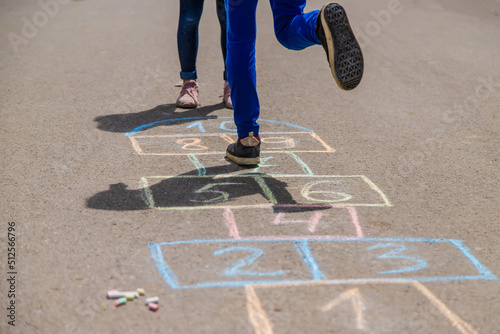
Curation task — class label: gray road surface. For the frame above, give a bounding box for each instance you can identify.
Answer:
[1,0,499,333]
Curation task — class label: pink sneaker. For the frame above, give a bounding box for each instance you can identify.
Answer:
[223,81,233,109]
[176,80,200,108]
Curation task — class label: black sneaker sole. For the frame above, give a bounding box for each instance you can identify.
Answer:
[226,151,260,166]
[320,3,364,90]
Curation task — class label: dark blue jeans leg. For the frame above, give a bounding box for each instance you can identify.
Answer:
[226,0,322,138]
[215,0,228,81]
[178,0,204,80]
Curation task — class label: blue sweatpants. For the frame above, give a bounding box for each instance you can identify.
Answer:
[225,0,321,138]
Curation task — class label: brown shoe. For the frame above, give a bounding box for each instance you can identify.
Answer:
[226,132,260,165]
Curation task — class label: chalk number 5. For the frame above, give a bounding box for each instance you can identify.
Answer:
[190,182,244,204]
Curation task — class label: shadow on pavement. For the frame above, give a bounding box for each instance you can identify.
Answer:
[86,165,297,211]
[94,103,225,133]
[85,164,338,213]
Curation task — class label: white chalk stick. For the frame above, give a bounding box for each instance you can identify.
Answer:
[145,296,159,305]
[107,291,139,299]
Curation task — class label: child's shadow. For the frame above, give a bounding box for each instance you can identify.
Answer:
[86,166,296,211]
[94,103,226,133]
[86,165,331,213]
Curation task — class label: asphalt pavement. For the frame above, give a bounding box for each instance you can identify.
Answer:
[1,0,499,333]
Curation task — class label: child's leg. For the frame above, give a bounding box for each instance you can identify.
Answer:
[215,0,228,81]
[225,0,260,138]
[216,0,233,109]
[270,1,364,90]
[177,0,204,80]
[270,0,320,51]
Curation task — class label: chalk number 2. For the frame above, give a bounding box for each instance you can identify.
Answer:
[214,247,288,277]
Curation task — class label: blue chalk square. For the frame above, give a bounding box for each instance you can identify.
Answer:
[150,238,497,290]
[151,240,316,289]
[307,238,494,281]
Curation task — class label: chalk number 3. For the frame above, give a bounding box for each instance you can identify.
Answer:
[368,243,428,275]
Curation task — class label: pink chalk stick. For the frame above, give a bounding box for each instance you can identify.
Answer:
[115,297,127,308]
[148,302,159,312]
[107,290,119,299]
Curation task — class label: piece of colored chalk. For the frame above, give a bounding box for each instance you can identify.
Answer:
[148,302,159,312]
[115,297,127,307]
[145,297,159,305]
[107,291,139,299]
[125,293,136,301]
[107,290,119,299]
[137,288,145,296]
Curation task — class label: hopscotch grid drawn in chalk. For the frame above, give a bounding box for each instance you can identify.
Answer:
[246,281,480,334]
[138,175,393,210]
[449,239,498,280]
[124,116,493,332]
[131,131,318,138]
[124,117,335,155]
[129,132,335,156]
[187,154,207,176]
[150,243,180,289]
[222,206,364,241]
[186,152,313,176]
[125,117,315,137]
[294,240,328,280]
[139,177,155,209]
[412,281,480,334]
[129,136,145,155]
[359,175,393,207]
[287,152,314,175]
[150,237,497,290]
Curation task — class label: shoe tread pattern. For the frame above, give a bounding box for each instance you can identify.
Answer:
[325,4,364,90]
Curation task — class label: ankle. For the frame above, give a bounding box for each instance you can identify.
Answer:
[238,133,260,142]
